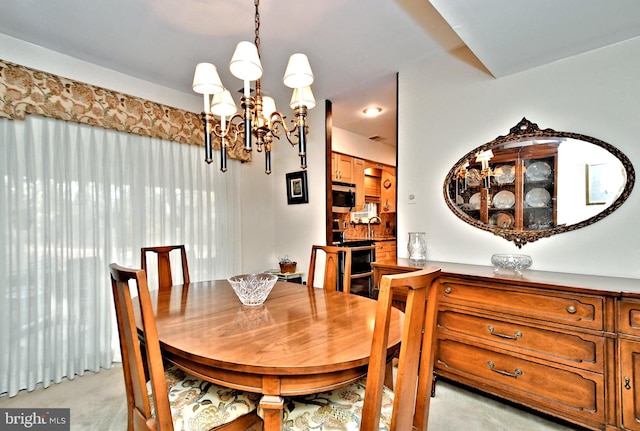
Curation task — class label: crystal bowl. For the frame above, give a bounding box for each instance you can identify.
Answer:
[227,273,278,306]
[491,254,533,275]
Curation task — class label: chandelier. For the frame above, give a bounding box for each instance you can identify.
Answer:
[192,0,315,174]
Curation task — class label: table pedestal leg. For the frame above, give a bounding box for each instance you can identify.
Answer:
[259,395,284,431]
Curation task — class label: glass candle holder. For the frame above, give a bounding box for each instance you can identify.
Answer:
[407,232,427,263]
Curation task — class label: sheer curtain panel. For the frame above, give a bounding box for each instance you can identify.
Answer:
[0,116,241,397]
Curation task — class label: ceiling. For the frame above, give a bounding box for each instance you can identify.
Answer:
[1,0,640,148]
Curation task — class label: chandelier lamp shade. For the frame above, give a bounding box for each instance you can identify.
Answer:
[192,0,315,174]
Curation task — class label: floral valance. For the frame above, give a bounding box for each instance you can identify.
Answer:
[0,59,250,162]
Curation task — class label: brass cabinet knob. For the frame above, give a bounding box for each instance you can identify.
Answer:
[444,286,452,294]
[566,305,577,314]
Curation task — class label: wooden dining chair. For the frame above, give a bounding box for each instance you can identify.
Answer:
[141,245,190,290]
[307,245,352,293]
[283,266,442,431]
[109,263,262,431]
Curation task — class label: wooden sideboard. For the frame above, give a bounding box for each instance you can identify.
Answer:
[373,259,640,431]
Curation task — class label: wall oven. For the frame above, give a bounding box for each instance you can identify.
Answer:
[337,240,375,298]
[332,181,356,213]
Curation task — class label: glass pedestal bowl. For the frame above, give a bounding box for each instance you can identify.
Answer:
[491,254,533,275]
[227,273,278,306]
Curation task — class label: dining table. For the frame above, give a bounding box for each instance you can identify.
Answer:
[137,279,404,431]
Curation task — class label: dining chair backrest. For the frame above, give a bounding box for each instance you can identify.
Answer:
[109,263,174,430]
[361,266,442,431]
[141,245,189,290]
[110,264,261,431]
[307,245,352,293]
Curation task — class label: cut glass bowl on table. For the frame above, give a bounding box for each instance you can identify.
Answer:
[227,273,278,306]
[491,254,533,275]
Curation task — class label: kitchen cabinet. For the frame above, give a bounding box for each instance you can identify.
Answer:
[373,240,396,263]
[371,259,640,431]
[332,153,353,182]
[353,157,365,211]
[380,166,396,213]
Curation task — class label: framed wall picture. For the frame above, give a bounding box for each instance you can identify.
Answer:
[286,171,309,204]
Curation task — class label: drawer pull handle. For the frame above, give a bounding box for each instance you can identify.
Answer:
[625,376,631,390]
[566,305,577,314]
[487,361,523,378]
[444,286,452,294]
[488,325,522,340]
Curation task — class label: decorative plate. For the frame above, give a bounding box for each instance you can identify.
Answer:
[490,212,515,228]
[493,165,515,185]
[525,161,551,181]
[469,193,481,210]
[525,188,551,207]
[492,190,515,209]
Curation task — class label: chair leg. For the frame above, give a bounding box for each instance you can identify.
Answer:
[385,360,394,389]
[431,373,438,397]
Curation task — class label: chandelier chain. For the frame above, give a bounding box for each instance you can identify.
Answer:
[254,0,261,58]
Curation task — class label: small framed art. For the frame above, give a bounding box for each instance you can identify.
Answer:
[286,170,309,205]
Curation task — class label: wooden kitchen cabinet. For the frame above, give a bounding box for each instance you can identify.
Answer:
[373,240,396,263]
[371,259,640,431]
[380,166,396,213]
[352,157,365,211]
[332,152,353,182]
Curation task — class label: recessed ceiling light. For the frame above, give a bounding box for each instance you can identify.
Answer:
[362,107,382,117]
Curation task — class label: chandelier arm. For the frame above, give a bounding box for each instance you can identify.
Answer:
[201,113,214,164]
[210,113,244,141]
[267,106,308,169]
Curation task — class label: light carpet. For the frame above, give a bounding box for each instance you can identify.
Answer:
[0,363,582,430]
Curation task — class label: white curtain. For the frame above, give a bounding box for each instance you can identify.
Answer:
[0,116,241,397]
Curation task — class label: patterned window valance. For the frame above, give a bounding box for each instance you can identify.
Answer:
[0,59,250,162]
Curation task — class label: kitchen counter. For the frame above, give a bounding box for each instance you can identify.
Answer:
[343,236,396,242]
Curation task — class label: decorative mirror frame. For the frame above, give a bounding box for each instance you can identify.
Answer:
[443,118,635,247]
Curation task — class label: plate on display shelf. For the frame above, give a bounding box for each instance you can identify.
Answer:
[469,193,481,210]
[525,161,551,181]
[525,188,551,207]
[493,165,515,185]
[492,190,515,209]
[490,212,515,228]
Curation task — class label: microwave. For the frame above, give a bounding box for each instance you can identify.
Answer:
[332,181,356,213]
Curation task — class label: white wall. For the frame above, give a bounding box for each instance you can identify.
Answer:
[333,127,396,166]
[398,38,640,278]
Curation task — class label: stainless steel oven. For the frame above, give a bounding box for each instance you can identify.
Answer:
[338,240,375,298]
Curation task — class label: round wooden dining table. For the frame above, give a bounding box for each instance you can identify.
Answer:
[141,280,404,431]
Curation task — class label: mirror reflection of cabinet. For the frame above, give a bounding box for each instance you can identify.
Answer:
[457,144,558,231]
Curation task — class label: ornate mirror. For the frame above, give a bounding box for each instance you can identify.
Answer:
[443,118,635,247]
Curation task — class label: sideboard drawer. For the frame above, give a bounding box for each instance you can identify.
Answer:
[439,278,604,331]
[438,309,605,373]
[619,299,640,337]
[436,339,605,424]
